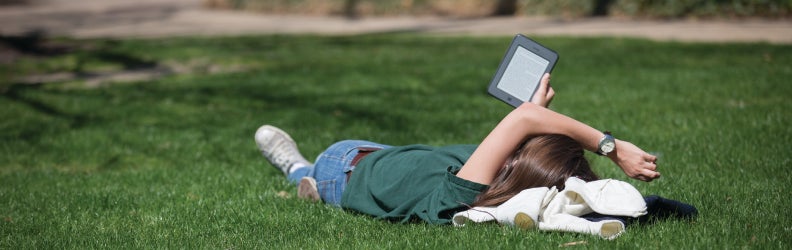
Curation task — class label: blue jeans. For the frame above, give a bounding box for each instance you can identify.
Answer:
[288,140,390,206]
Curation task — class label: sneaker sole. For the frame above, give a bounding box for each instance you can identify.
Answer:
[298,177,321,202]
[514,212,535,229]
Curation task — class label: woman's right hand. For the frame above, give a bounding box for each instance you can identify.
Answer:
[531,73,555,108]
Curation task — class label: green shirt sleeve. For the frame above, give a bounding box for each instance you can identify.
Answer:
[340,144,488,224]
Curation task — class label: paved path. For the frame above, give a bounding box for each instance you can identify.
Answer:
[1,0,791,43]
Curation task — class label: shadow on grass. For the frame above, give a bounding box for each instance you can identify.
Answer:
[1,34,482,144]
[187,76,415,132]
[0,84,94,141]
[0,34,167,140]
[0,31,71,57]
[1,33,161,88]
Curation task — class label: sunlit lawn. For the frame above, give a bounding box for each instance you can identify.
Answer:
[1,34,790,248]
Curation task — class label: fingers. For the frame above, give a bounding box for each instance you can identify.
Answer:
[645,153,658,164]
[542,74,554,105]
[628,168,660,182]
[531,74,553,107]
[616,140,662,182]
[640,169,661,182]
[638,161,661,181]
[540,73,551,92]
[626,157,660,182]
[546,87,555,106]
[643,159,657,171]
[643,153,658,174]
[542,73,551,83]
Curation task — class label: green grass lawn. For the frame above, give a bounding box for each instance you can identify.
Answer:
[1,34,790,249]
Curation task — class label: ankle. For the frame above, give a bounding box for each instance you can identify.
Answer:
[288,162,310,174]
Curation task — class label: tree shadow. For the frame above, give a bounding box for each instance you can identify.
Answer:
[1,30,157,65]
[0,30,72,61]
[0,84,93,141]
[0,34,165,140]
[2,34,161,86]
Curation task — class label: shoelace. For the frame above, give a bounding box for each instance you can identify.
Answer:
[261,136,303,171]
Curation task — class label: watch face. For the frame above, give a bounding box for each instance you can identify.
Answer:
[602,141,615,153]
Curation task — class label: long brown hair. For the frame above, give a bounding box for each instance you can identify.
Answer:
[472,134,599,207]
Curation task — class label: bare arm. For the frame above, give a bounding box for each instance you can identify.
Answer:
[456,102,605,184]
[456,74,660,185]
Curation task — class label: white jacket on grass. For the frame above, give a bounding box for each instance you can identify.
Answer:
[452,177,647,240]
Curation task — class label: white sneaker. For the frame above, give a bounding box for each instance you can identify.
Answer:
[254,125,310,175]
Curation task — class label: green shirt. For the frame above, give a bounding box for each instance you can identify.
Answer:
[340,144,489,224]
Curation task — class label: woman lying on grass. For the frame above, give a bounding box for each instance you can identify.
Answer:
[254,73,660,224]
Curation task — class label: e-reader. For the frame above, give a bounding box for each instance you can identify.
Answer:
[487,34,559,107]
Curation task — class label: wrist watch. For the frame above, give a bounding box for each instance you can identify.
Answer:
[597,131,616,156]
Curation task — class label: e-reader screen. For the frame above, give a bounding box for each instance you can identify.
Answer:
[488,35,558,107]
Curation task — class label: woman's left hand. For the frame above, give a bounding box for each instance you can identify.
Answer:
[609,140,661,182]
[530,73,555,108]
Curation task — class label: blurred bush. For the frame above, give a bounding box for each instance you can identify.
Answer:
[203,0,494,17]
[608,0,792,19]
[204,0,791,19]
[0,0,31,6]
[520,0,792,19]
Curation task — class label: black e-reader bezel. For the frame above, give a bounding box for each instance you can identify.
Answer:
[487,34,559,108]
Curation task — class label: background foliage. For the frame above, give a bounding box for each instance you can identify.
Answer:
[204,0,792,19]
